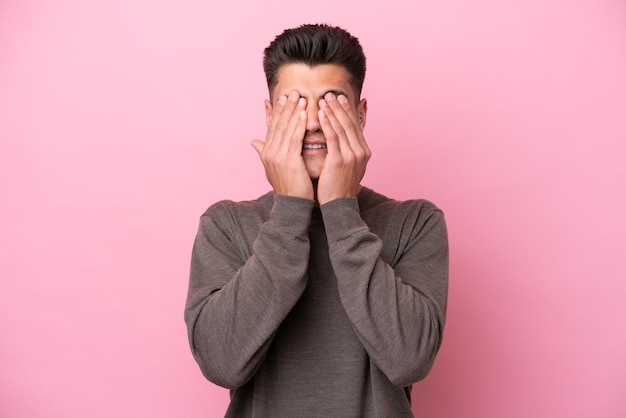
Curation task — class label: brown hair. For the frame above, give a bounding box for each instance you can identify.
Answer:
[263,24,367,99]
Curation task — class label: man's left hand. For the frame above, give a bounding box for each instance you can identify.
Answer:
[316,93,371,205]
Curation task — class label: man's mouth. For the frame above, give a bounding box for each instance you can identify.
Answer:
[303,144,326,150]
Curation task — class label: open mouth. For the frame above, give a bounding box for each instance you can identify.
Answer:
[303,144,326,150]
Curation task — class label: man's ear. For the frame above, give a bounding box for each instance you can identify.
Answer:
[358,98,368,129]
[265,99,272,126]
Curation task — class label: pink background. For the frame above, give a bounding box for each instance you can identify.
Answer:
[1,0,625,417]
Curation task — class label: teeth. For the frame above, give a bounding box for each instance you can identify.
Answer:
[303,144,326,149]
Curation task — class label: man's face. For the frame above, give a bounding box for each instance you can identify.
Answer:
[265,63,367,179]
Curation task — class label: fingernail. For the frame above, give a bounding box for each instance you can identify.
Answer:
[325,92,336,101]
[289,91,299,102]
[298,97,306,107]
[319,99,327,108]
[338,95,348,104]
[278,95,287,105]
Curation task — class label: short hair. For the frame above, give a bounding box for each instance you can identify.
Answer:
[263,24,367,99]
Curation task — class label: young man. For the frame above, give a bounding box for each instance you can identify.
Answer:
[185,24,449,417]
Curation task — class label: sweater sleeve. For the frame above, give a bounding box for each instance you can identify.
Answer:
[184,195,314,389]
[320,197,449,387]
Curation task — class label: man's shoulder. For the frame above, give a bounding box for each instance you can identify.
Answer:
[359,188,447,246]
[359,187,443,218]
[200,191,275,220]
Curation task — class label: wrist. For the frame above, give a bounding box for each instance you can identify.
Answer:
[316,184,361,205]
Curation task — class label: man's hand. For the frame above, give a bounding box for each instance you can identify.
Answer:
[251,91,314,201]
[316,93,371,205]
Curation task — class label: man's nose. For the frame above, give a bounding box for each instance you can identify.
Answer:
[305,101,321,132]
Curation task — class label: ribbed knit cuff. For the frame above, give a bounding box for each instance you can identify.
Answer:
[270,194,315,231]
[319,197,368,243]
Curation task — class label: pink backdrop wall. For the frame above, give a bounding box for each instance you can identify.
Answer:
[1,0,625,417]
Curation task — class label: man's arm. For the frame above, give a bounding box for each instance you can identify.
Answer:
[316,93,448,386]
[321,197,449,387]
[186,91,316,389]
[185,196,314,389]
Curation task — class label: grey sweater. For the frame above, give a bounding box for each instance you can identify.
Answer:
[185,187,448,417]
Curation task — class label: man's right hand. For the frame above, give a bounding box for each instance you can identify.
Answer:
[251,91,314,201]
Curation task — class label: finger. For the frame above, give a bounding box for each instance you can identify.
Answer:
[337,94,370,155]
[335,94,360,124]
[282,97,307,155]
[251,139,265,156]
[291,103,307,153]
[264,95,286,152]
[323,93,370,158]
[319,95,348,154]
[268,91,302,154]
[318,108,340,157]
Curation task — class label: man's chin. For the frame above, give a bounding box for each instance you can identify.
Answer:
[305,166,322,180]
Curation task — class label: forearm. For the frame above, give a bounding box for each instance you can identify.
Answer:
[321,197,449,387]
[185,195,314,388]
